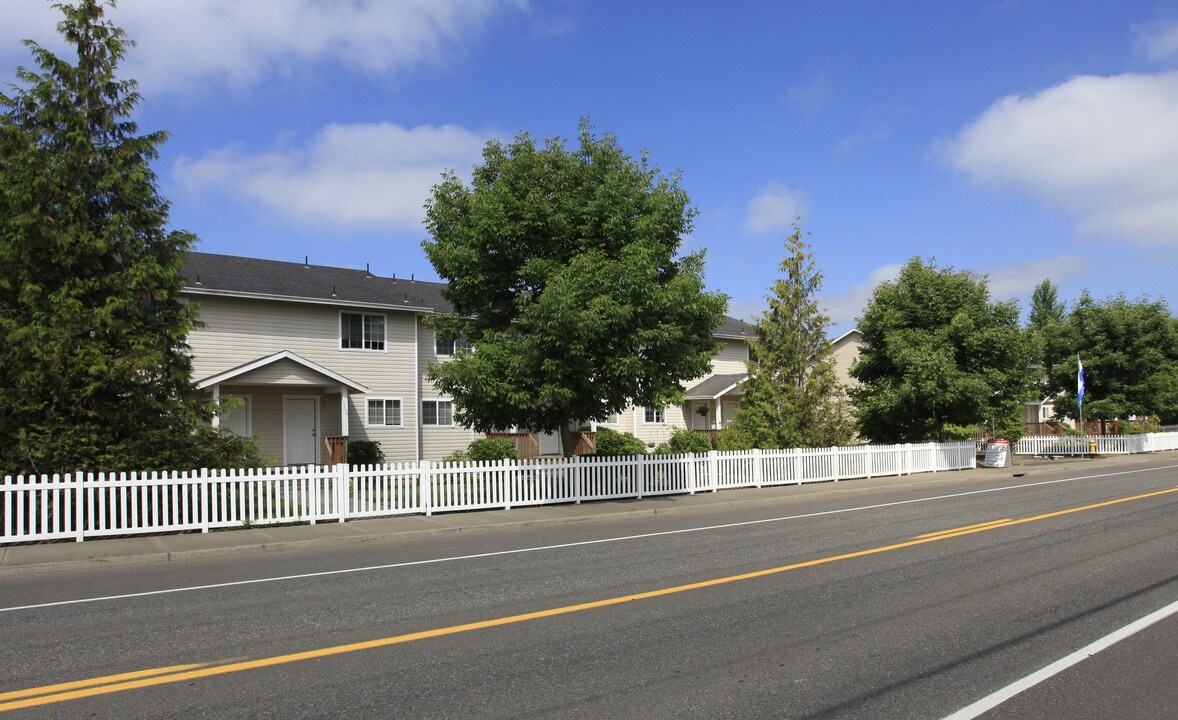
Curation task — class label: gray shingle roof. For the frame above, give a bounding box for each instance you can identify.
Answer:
[685,373,747,399]
[181,252,755,338]
[181,252,451,312]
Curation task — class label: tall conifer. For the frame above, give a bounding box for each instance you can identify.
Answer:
[730,226,853,449]
[0,1,219,472]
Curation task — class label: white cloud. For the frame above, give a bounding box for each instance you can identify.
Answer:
[2,0,527,94]
[174,123,496,231]
[942,72,1178,245]
[972,255,1087,302]
[819,263,903,329]
[1135,19,1178,63]
[783,75,833,115]
[743,183,809,234]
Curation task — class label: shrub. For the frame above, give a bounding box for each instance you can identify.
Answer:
[467,438,519,462]
[594,427,647,456]
[990,412,1026,445]
[715,425,755,451]
[192,427,267,469]
[655,428,713,455]
[441,449,469,464]
[941,423,979,441]
[347,440,385,466]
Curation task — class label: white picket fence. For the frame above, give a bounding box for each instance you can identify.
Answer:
[1013,431,1178,456]
[2,442,976,545]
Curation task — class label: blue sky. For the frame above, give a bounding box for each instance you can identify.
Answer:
[5,1,1178,335]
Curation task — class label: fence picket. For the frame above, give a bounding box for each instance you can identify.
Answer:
[1,439,1005,544]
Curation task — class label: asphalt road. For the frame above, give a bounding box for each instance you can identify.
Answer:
[2,455,1176,719]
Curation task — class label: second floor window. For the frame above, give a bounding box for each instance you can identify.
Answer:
[341,313,385,351]
[435,333,470,356]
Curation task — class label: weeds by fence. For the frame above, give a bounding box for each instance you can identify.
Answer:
[3,442,976,544]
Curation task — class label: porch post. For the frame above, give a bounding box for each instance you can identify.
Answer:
[340,385,349,437]
[211,384,221,429]
[714,398,722,429]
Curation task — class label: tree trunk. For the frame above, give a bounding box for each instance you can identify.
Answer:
[559,421,578,458]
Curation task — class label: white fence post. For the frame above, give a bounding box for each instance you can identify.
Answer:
[637,454,646,499]
[336,463,349,523]
[73,471,85,542]
[708,450,719,492]
[752,448,763,488]
[200,467,210,534]
[832,447,842,482]
[420,460,432,516]
[687,452,698,494]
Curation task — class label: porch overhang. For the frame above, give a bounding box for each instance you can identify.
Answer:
[684,373,746,401]
[196,350,372,394]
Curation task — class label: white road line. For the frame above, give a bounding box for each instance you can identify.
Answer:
[942,598,1178,720]
[3,464,1175,613]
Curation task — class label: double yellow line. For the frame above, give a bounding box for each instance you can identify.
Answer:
[4,485,1176,712]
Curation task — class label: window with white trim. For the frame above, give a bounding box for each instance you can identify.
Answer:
[435,332,470,356]
[644,407,666,423]
[341,312,385,351]
[221,396,251,437]
[366,398,402,427]
[422,400,454,426]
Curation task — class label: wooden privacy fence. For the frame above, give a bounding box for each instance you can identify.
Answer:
[1013,431,1178,457]
[2,442,976,545]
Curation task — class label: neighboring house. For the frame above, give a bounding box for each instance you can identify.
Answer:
[604,317,752,448]
[829,329,863,390]
[181,252,753,464]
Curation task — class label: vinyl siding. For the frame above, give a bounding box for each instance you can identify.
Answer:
[831,331,863,388]
[187,296,418,462]
[417,319,484,460]
[709,338,749,375]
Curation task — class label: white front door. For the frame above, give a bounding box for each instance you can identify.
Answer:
[538,430,562,456]
[284,397,318,465]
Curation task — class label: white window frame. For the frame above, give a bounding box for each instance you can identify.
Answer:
[643,406,666,424]
[340,312,387,352]
[422,399,455,427]
[435,332,471,357]
[365,397,403,428]
[220,394,252,437]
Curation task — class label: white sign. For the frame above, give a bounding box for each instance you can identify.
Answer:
[983,441,1011,468]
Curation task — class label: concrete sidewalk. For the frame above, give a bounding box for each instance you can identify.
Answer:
[0,456,1115,577]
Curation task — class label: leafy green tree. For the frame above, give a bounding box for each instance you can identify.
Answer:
[730,226,853,448]
[850,258,1035,443]
[0,1,239,473]
[1044,292,1178,426]
[423,121,726,456]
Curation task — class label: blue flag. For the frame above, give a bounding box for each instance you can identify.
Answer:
[1077,356,1085,407]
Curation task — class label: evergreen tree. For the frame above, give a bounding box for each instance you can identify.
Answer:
[0,1,238,473]
[1028,279,1066,332]
[730,226,853,449]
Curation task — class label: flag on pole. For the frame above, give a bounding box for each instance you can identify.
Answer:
[1077,356,1085,407]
